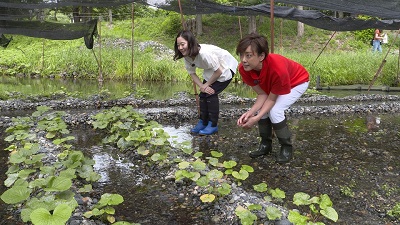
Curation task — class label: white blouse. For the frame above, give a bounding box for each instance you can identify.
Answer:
[184,44,238,82]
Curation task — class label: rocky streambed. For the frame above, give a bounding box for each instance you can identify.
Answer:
[0,93,399,225]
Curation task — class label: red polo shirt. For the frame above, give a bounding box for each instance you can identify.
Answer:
[239,54,309,95]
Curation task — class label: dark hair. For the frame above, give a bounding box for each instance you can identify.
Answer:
[173,30,200,61]
[236,33,269,58]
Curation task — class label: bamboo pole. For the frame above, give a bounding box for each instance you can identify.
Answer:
[131,3,135,82]
[270,0,274,53]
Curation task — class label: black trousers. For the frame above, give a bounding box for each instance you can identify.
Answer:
[198,70,234,127]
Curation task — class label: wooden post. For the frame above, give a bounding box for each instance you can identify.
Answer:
[131,3,135,81]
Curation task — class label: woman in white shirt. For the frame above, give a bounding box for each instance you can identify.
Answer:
[174,30,238,135]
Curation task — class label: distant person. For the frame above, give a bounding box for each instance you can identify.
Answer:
[173,30,238,135]
[372,29,383,53]
[235,33,309,163]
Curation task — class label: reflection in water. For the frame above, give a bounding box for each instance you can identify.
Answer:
[5,76,399,100]
[92,151,146,184]
[163,125,193,148]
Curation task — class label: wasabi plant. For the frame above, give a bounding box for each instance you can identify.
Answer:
[91,105,171,163]
[235,205,257,225]
[1,106,133,224]
[174,150,254,203]
[90,106,340,224]
[251,182,284,220]
[289,192,338,224]
[83,193,124,223]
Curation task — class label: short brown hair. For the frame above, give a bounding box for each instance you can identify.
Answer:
[236,33,269,58]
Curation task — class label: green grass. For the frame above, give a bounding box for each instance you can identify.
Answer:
[1,10,400,87]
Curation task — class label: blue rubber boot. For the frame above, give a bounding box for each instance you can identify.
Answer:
[191,120,208,133]
[199,122,218,135]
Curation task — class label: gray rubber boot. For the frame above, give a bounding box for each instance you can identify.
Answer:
[273,119,293,163]
[249,118,273,158]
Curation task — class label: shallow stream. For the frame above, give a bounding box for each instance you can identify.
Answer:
[0,77,399,224]
[1,112,399,224]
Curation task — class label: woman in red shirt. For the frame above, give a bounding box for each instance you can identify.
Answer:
[236,33,309,163]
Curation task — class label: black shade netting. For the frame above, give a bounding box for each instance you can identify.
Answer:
[0,33,12,48]
[0,19,98,48]
[153,0,400,31]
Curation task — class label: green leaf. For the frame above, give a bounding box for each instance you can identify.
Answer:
[44,176,72,192]
[200,194,215,203]
[30,204,72,225]
[25,154,46,165]
[40,166,56,176]
[288,210,309,225]
[195,176,210,187]
[319,194,333,209]
[78,184,93,193]
[206,169,223,180]
[269,188,286,199]
[46,131,56,139]
[97,193,124,208]
[192,160,206,171]
[266,206,282,220]
[293,192,312,206]
[234,206,257,225]
[247,204,262,211]
[210,151,223,158]
[151,153,166,161]
[253,182,268,192]
[18,169,36,179]
[193,152,203,158]
[9,150,26,164]
[207,157,219,167]
[6,164,20,174]
[104,206,116,215]
[137,146,150,155]
[217,183,231,196]
[178,161,190,169]
[4,173,19,187]
[232,169,249,180]
[1,186,31,204]
[241,164,254,172]
[320,206,339,222]
[224,169,233,175]
[59,168,77,179]
[222,160,237,169]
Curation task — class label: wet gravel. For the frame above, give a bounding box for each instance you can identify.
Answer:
[0,93,399,225]
[1,92,400,126]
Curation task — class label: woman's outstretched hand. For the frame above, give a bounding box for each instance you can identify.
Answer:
[237,112,258,128]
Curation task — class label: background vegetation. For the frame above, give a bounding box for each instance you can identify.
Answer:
[1,5,400,87]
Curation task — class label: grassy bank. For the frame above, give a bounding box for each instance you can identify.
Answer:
[1,11,400,87]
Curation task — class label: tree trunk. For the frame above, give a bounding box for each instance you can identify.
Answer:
[81,7,92,22]
[249,15,256,34]
[196,14,202,36]
[297,6,304,37]
[72,7,80,23]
